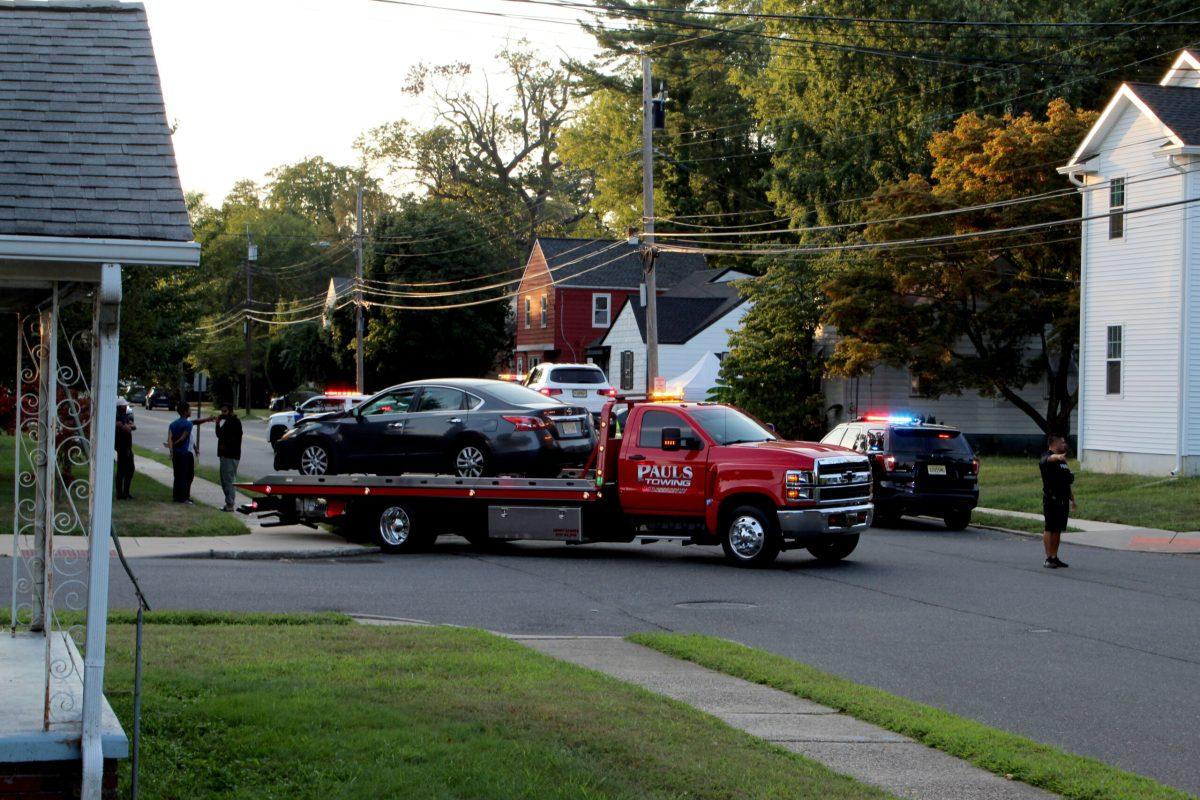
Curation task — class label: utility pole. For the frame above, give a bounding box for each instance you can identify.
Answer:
[355,185,365,394]
[243,227,257,414]
[641,53,660,393]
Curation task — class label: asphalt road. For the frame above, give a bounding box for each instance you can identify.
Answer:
[129,407,277,477]
[10,523,1197,793]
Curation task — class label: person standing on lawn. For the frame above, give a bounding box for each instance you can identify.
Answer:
[214,402,242,512]
[1040,433,1076,569]
[114,400,135,500]
[166,401,195,503]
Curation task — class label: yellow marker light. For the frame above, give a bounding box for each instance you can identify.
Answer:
[649,387,686,402]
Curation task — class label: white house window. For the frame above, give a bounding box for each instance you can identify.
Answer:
[620,350,634,390]
[515,355,524,374]
[524,297,531,329]
[592,293,611,327]
[529,355,541,370]
[1109,177,1125,239]
[539,295,548,328]
[909,371,930,398]
[1106,324,1122,395]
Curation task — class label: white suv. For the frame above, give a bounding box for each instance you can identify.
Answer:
[267,393,368,445]
[523,363,616,415]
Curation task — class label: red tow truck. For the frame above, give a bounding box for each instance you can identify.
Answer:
[238,398,874,567]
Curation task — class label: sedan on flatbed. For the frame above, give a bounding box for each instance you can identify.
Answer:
[272,378,596,477]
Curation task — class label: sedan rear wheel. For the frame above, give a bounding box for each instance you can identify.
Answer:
[454,443,491,478]
[299,443,332,476]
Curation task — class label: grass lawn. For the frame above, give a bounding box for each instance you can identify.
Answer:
[0,435,245,538]
[102,615,896,800]
[978,456,1199,531]
[631,633,1191,800]
[971,510,1083,534]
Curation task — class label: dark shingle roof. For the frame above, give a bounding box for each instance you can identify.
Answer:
[1126,83,1200,145]
[536,237,707,288]
[0,1,192,241]
[624,278,745,344]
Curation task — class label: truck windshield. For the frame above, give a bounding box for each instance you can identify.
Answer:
[890,428,974,457]
[688,406,775,445]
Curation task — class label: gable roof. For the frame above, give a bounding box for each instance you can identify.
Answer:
[0,1,192,241]
[534,237,707,289]
[1064,52,1200,169]
[607,276,746,345]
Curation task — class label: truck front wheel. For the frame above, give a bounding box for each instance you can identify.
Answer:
[372,502,433,554]
[806,534,860,563]
[721,505,781,567]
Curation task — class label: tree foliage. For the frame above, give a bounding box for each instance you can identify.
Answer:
[822,99,1097,434]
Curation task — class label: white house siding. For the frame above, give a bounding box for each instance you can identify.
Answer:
[1186,165,1200,460]
[601,302,750,395]
[1080,103,1185,470]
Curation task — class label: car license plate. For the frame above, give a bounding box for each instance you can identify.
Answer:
[559,420,580,436]
[927,464,947,476]
[572,389,587,398]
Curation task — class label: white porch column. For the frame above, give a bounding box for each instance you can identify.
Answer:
[80,264,121,800]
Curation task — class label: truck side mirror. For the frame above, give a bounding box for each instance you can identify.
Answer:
[766,422,777,434]
[661,427,681,451]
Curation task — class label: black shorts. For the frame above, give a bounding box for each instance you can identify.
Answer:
[1043,498,1070,532]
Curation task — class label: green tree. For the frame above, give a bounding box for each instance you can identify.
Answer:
[714,258,827,438]
[821,99,1097,435]
[264,156,388,240]
[334,200,511,387]
[358,45,589,258]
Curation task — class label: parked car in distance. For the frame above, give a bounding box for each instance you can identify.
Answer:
[272,378,595,478]
[268,389,320,412]
[820,414,979,530]
[144,387,174,409]
[522,362,617,416]
[267,392,369,444]
[125,386,147,405]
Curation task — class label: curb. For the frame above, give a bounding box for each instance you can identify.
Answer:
[158,545,381,560]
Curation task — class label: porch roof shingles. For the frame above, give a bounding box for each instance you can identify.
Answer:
[0,1,192,242]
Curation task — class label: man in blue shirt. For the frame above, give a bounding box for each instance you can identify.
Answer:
[166,401,195,503]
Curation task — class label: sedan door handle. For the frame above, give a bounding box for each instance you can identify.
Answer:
[628,454,646,462]
[388,421,405,429]
[447,417,462,424]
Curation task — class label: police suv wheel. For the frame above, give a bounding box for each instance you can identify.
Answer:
[299,443,332,476]
[806,534,860,563]
[721,505,781,567]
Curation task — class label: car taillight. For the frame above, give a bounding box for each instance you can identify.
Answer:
[875,453,896,472]
[971,457,980,475]
[597,388,618,397]
[503,415,546,432]
[539,387,563,396]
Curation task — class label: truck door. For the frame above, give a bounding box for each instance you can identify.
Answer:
[618,408,709,517]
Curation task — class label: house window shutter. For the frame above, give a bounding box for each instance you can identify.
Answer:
[620,350,634,390]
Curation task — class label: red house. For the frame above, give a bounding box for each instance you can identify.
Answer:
[514,237,707,376]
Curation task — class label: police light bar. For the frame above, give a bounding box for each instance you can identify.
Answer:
[496,373,526,382]
[649,388,686,402]
[862,413,921,424]
[323,388,359,396]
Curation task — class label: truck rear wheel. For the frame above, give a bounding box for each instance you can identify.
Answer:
[721,505,781,567]
[372,502,432,554]
[806,534,860,563]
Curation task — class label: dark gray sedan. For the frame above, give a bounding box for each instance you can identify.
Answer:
[272,378,595,477]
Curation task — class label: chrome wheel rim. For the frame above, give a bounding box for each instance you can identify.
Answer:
[455,446,485,477]
[729,514,765,559]
[300,445,328,475]
[379,506,411,546]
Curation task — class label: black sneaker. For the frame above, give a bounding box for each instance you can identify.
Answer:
[1051,557,1069,568]
[1043,558,1059,569]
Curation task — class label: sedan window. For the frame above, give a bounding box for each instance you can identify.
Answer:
[359,389,417,416]
[415,387,466,412]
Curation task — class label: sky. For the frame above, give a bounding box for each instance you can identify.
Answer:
[141,0,600,203]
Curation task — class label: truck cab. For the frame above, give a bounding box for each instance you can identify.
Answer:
[606,401,873,565]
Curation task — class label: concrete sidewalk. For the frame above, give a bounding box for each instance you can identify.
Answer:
[974,507,1200,554]
[516,636,1055,800]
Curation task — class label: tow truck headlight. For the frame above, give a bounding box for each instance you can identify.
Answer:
[784,470,813,502]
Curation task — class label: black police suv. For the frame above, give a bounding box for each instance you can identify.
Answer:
[272,378,596,478]
[821,415,980,530]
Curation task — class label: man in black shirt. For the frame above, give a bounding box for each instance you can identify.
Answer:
[1039,433,1076,569]
[214,402,243,511]
[114,401,135,500]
